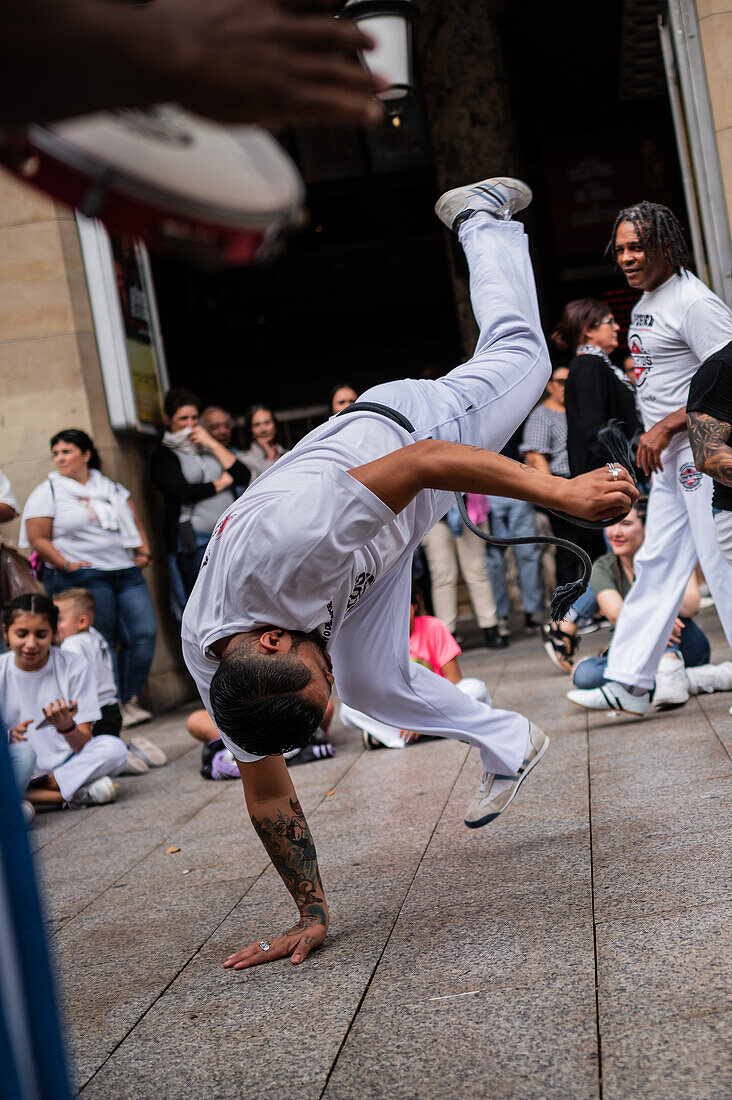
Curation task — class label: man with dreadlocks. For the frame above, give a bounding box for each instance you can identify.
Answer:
[568,201,732,717]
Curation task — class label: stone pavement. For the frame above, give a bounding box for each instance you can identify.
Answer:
[32,609,731,1099]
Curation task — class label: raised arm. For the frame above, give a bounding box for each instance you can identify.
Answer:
[348,439,637,521]
[224,754,328,970]
[687,411,732,489]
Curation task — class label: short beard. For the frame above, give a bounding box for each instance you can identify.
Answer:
[288,629,328,657]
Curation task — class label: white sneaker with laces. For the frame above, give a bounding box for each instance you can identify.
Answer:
[128,735,167,767]
[653,653,689,709]
[435,177,533,231]
[566,681,650,716]
[118,751,149,775]
[464,722,549,828]
[686,661,732,695]
[70,776,117,807]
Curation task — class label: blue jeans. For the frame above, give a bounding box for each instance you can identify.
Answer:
[43,565,157,701]
[9,740,37,796]
[485,497,544,618]
[572,616,711,689]
[565,585,599,625]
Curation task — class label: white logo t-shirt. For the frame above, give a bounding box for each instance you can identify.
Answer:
[60,628,118,709]
[628,270,732,446]
[181,411,451,761]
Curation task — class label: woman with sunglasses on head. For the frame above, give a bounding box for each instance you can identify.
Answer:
[552,299,643,561]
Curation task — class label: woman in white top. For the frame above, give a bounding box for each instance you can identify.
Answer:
[21,429,157,727]
[237,405,289,481]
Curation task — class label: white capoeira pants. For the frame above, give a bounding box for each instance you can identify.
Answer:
[715,510,732,568]
[340,677,489,749]
[49,736,128,801]
[332,214,551,777]
[605,443,732,690]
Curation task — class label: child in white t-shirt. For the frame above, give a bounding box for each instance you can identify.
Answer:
[53,589,166,771]
[0,593,127,808]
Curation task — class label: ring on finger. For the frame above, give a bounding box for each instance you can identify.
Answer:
[259,940,271,952]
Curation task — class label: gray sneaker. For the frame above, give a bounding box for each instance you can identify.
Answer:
[435,177,533,232]
[464,722,549,829]
[69,776,117,807]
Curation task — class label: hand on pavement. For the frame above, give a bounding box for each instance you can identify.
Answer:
[223,914,327,969]
[561,466,639,523]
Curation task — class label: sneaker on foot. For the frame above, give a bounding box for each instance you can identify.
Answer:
[121,698,153,729]
[21,800,35,825]
[483,625,508,650]
[653,653,689,709]
[200,738,238,780]
[286,742,336,766]
[435,177,533,231]
[119,751,149,775]
[128,736,166,767]
[497,617,511,639]
[70,776,117,806]
[464,722,549,828]
[566,681,650,716]
[541,622,579,673]
[686,661,732,695]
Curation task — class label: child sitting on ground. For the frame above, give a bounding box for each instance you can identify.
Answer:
[187,699,336,778]
[53,589,166,771]
[340,594,490,749]
[0,593,127,809]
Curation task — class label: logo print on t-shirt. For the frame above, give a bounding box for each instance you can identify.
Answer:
[628,333,652,386]
[214,512,236,538]
[345,571,375,614]
[679,463,703,491]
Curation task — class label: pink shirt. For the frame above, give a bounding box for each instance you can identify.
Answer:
[409,615,461,676]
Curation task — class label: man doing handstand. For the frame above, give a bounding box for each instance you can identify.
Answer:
[181,178,637,970]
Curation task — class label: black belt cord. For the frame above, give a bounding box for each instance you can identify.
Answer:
[337,403,636,621]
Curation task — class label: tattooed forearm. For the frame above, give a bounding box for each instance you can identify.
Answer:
[250,797,327,925]
[687,411,732,488]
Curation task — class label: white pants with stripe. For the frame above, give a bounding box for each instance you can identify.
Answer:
[332,214,551,777]
[52,736,128,802]
[340,678,489,749]
[605,443,732,690]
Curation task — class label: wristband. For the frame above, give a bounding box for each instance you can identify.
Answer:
[59,724,78,736]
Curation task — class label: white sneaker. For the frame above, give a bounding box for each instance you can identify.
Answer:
[119,751,149,775]
[128,735,167,767]
[464,722,549,828]
[70,776,117,806]
[566,681,650,717]
[435,177,533,231]
[121,699,153,729]
[653,653,689,709]
[686,661,732,695]
[21,800,35,825]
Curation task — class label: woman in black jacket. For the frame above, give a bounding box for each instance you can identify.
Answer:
[150,389,251,615]
[552,298,642,560]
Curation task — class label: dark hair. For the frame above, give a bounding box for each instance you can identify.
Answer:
[242,404,280,450]
[50,429,101,471]
[605,201,689,274]
[52,587,96,619]
[551,300,608,355]
[2,592,58,632]
[329,382,358,411]
[633,495,648,524]
[163,388,201,420]
[209,647,323,755]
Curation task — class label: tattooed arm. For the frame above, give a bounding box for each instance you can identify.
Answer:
[687,411,732,488]
[224,755,328,970]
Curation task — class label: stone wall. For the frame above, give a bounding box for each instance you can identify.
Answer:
[0,167,192,711]
[697,0,732,229]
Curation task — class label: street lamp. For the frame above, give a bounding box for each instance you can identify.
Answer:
[341,0,415,119]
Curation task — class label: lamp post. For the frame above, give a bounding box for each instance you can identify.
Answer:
[341,0,415,119]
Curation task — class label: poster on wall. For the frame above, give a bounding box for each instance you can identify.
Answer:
[76,214,169,433]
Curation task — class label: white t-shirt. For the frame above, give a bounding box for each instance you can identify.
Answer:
[60,628,118,708]
[628,270,732,447]
[0,647,101,775]
[21,474,134,570]
[181,412,449,760]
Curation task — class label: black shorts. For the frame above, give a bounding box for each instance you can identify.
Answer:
[92,703,122,737]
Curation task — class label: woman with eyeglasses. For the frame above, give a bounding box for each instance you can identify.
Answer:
[552,299,642,559]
